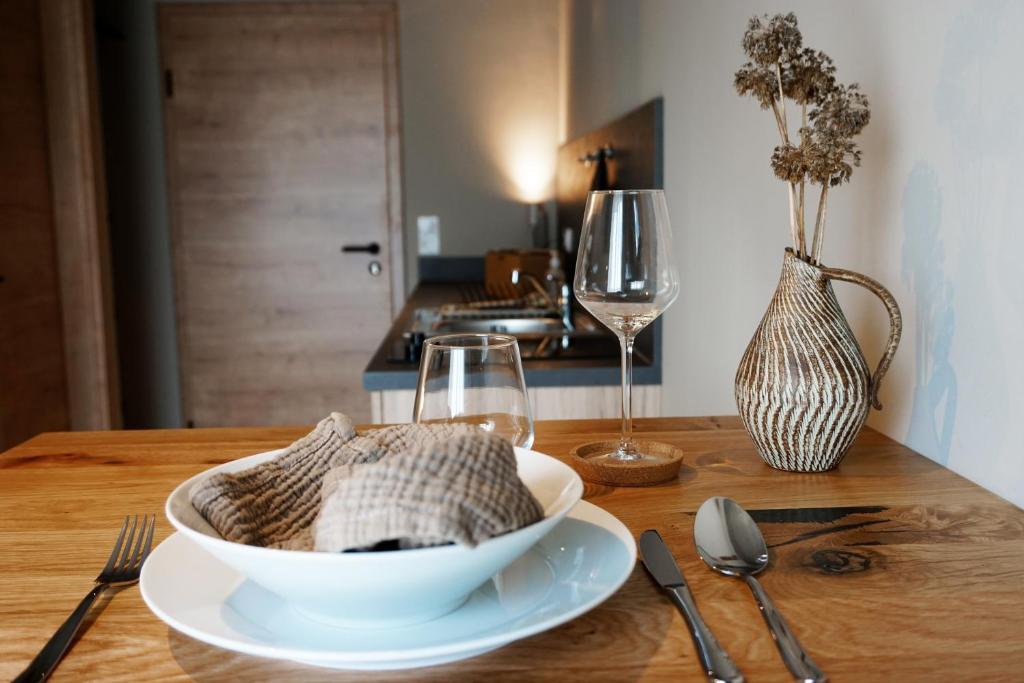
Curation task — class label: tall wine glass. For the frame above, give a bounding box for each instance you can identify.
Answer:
[413,333,535,448]
[574,190,679,462]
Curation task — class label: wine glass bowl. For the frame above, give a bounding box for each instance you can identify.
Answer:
[573,190,681,472]
[574,190,680,337]
[413,333,535,448]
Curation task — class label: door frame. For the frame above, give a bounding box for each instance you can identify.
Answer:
[157,0,405,424]
[39,0,122,430]
[377,0,405,312]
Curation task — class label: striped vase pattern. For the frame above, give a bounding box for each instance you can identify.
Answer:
[735,250,902,472]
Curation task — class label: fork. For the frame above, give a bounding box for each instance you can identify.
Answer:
[15,515,157,683]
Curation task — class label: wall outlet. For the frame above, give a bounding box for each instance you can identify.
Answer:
[417,215,441,255]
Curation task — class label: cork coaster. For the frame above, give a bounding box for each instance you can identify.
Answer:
[568,440,684,487]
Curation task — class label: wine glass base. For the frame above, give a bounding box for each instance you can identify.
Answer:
[569,439,684,487]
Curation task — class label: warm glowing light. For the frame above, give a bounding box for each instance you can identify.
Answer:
[507,138,556,202]
[490,118,557,203]
[464,47,559,205]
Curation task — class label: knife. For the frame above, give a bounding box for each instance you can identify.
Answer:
[640,529,745,683]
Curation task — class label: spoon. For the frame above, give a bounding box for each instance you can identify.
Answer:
[694,497,828,683]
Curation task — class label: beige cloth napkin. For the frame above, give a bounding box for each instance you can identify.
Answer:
[189,413,544,552]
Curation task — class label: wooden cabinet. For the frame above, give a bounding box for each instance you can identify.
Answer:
[370,385,661,424]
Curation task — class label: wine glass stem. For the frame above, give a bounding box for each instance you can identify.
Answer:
[619,334,635,457]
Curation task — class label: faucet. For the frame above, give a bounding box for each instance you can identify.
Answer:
[518,267,574,350]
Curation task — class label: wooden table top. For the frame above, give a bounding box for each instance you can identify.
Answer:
[1,416,1022,681]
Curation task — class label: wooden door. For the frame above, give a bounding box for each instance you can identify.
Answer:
[159,2,402,427]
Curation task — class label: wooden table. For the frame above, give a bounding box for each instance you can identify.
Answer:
[2,417,1022,681]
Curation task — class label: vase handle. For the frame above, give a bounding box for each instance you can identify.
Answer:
[819,265,903,410]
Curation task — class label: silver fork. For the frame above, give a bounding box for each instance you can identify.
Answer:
[15,515,157,683]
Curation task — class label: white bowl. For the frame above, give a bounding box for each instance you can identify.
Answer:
[166,446,583,628]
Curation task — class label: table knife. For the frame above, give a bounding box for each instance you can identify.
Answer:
[639,529,744,683]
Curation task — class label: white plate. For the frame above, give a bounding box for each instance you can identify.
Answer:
[141,500,635,670]
[165,446,583,627]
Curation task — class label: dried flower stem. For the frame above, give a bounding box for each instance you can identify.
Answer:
[775,62,789,141]
[798,181,806,256]
[770,103,788,142]
[769,103,799,253]
[773,61,800,252]
[811,184,829,263]
[799,102,808,256]
[787,183,800,253]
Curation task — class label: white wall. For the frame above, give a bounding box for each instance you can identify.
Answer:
[567,0,1024,507]
[399,0,560,286]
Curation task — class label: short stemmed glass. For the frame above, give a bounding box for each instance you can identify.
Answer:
[574,190,679,464]
[413,333,535,448]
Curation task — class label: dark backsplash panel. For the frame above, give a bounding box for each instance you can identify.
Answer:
[555,98,664,256]
[555,98,664,372]
[417,256,485,283]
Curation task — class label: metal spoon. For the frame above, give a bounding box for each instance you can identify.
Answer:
[694,497,828,683]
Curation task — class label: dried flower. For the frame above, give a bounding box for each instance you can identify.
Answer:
[805,130,861,187]
[783,49,836,105]
[742,13,802,66]
[811,83,870,137]
[771,143,807,183]
[735,62,779,109]
[734,12,871,261]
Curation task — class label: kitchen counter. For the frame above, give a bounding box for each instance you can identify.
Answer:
[362,282,662,391]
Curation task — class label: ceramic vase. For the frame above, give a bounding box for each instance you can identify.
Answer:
[735,249,902,471]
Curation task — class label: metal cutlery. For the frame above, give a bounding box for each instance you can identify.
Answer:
[639,529,744,683]
[15,515,157,683]
[694,497,828,683]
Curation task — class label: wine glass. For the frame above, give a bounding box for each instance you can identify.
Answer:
[413,333,535,448]
[574,190,679,463]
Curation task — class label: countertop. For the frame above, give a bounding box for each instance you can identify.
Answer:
[363,282,662,391]
[3,417,1022,681]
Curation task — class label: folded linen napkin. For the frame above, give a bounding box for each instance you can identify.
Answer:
[189,413,544,552]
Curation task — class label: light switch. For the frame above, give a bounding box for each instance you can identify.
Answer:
[417,215,440,255]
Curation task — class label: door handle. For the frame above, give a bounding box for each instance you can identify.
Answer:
[341,242,380,255]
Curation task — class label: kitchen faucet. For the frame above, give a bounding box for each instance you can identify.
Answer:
[518,271,574,348]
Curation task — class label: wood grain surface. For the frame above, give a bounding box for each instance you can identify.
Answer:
[40,0,122,432]
[0,0,70,450]
[1,417,1022,681]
